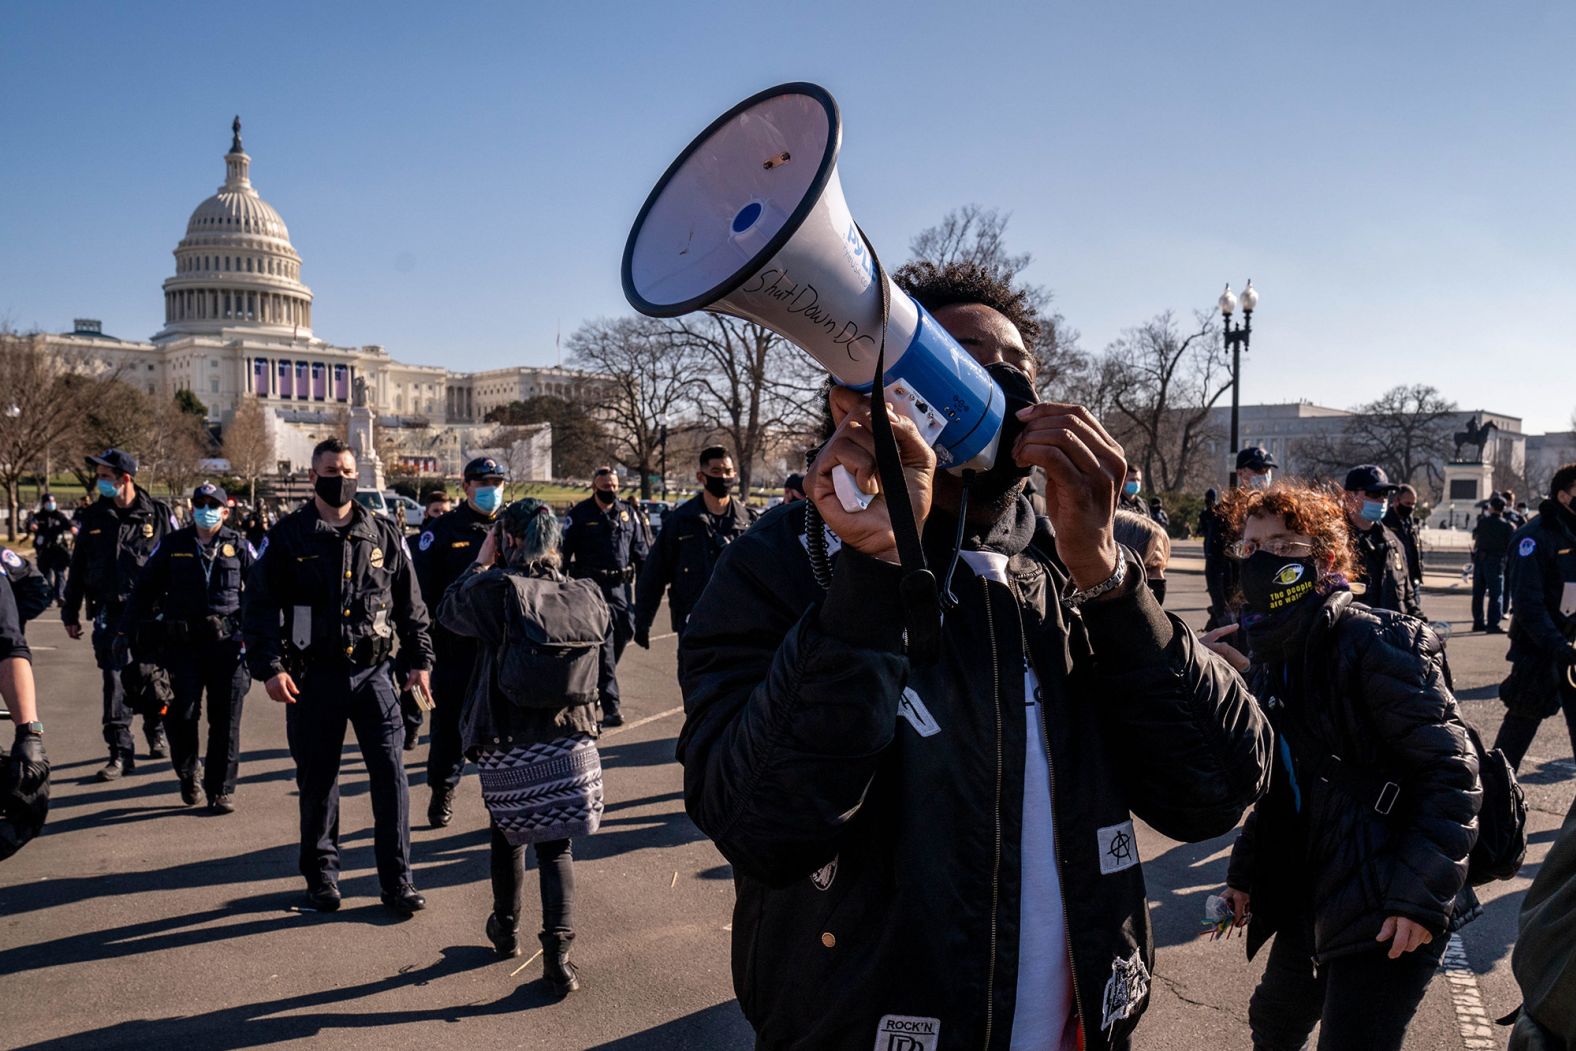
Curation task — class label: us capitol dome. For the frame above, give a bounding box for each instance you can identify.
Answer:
[40,117,599,478]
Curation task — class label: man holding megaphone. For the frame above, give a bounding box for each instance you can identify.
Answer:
[628,83,1270,1050]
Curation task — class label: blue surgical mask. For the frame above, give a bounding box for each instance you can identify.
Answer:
[96,478,118,499]
[1122,481,1140,496]
[193,507,224,530]
[44,501,56,511]
[1360,498,1388,522]
[473,485,504,515]
[1245,472,1272,490]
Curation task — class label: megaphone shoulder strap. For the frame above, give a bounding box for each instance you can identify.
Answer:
[853,223,940,661]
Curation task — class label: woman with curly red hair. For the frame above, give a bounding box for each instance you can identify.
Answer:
[1202,481,1482,1050]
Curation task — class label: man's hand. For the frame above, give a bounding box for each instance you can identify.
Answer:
[633,625,650,650]
[64,622,83,641]
[11,731,46,767]
[1376,916,1433,959]
[405,667,431,698]
[1222,886,1251,928]
[808,387,935,565]
[1200,623,1251,673]
[265,671,300,705]
[475,526,499,568]
[1012,402,1125,589]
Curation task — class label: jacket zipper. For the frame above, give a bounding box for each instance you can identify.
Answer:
[980,575,1004,1050]
[1010,580,1087,1040]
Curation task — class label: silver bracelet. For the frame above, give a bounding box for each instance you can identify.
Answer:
[1063,557,1129,610]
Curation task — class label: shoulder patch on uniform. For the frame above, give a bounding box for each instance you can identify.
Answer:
[873,1015,939,1051]
[1101,948,1150,1032]
[1519,537,1536,557]
[1097,820,1139,875]
[418,531,435,551]
[1,549,20,569]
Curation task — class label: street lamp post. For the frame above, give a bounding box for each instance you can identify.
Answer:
[1219,279,1258,487]
[657,419,669,501]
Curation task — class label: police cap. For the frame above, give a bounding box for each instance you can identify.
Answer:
[86,448,138,476]
[463,457,508,481]
[191,482,229,505]
[1235,446,1278,471]
[1343,464,1401,495]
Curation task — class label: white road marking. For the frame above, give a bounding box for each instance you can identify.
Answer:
[601,706,684,738]
[1440,933,1497,1050]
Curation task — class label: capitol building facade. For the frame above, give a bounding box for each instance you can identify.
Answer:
[35,119,595,477]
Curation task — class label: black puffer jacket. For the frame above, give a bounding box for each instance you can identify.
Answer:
[679,498,1271,1050]
[1227,592,1481,962]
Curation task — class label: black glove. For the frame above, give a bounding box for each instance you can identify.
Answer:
[0,733,50,862]
[111,633,131,667]
[633,625,651,650]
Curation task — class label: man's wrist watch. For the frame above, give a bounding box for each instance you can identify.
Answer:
[1064,557,1130,610]
[17,720,43,736]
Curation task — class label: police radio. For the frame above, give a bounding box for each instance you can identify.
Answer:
[621,82,1007,513]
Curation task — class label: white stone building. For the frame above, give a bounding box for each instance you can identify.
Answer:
[35,118,602,479]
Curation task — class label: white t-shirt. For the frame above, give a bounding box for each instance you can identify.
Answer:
[959,550,1078,1051]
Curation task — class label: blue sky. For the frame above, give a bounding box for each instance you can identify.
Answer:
[3,2,1572,434]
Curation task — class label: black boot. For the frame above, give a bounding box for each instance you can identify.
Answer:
[540,931,580,996]
[427,787,454,829]
[486,912,521,959]
[179,777,201,806]
[147,726,169,760]
[96,752,125,782]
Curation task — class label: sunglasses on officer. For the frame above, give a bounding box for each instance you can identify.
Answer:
[192,498,224,511]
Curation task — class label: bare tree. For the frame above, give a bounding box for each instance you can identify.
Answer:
[1343,385,1459,495]
[1102,311,1230,492]
[907,204,1084,397]
[662,314,819,495]
[0,331,120,540]
[142,395,215,502]
[568,316,699,499]
[222,395,275,504]
[485,394,612,478]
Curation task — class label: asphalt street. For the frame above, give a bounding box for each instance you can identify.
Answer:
[1,542,1570,1050]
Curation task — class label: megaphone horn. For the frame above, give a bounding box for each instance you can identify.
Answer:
[623,82,1006,513]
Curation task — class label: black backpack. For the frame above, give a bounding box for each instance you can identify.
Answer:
[495,573,609,709]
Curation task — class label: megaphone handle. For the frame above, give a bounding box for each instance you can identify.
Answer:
[832,464,875,513]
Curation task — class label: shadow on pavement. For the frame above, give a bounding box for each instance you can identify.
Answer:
[587,999,755,1050]
[599,736,681,769]
[10,945,549,1050]
[1143,833,1236,950]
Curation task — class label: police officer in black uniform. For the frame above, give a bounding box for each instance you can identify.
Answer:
[563,466,649,728]
[62,449,177,781]
[0,547,52,631]
[1470,494,1515,633]
[123,483,254,811]
[1383,483,1426,600]
[412,456,506,828]
[635,446,752,647]
[1493,462,1576,770]
[1342,464,1424,618]
[27,495,75,604]
[0,569,48,861]
[243,437,434,915]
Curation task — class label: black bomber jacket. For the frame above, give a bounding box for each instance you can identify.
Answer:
[676,498,1272,1051]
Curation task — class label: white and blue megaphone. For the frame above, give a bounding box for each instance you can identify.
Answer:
[622,82,1006,512]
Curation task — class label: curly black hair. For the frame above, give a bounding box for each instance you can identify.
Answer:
[892,260,1041,352]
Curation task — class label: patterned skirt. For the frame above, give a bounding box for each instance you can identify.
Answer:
[476,733,604,845]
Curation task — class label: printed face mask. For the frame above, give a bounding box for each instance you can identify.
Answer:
[473,485,504,514]
[1238,551,1319,614]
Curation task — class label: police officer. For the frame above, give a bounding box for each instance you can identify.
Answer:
[1493,462,1576,770]
[27,495,75,604]
[0,547,52,630]
[635,446,752,647]
[1384,483,1426,599]
[243,437,433,914]
[1471,494,1515,633]
[1198,487,1233,629]
[1342,464,1424,618]
[412,456,505,828]
[0,570,48,861]
[562,466,649,728]
[62,449,177,781]
[123,484,254,812]
[1118,464,1146,513]
[1235,446,1277,489]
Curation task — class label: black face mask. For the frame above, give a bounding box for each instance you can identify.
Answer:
[1147,579,1167,605]
[1238,551,1319,614]
[704,475,734,499]
[594,488,617,506]
[1395,504,1414,519]
[314,473,358,508]
[967,362,1041,510]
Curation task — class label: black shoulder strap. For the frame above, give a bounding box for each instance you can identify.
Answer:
[852,224,939,661]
